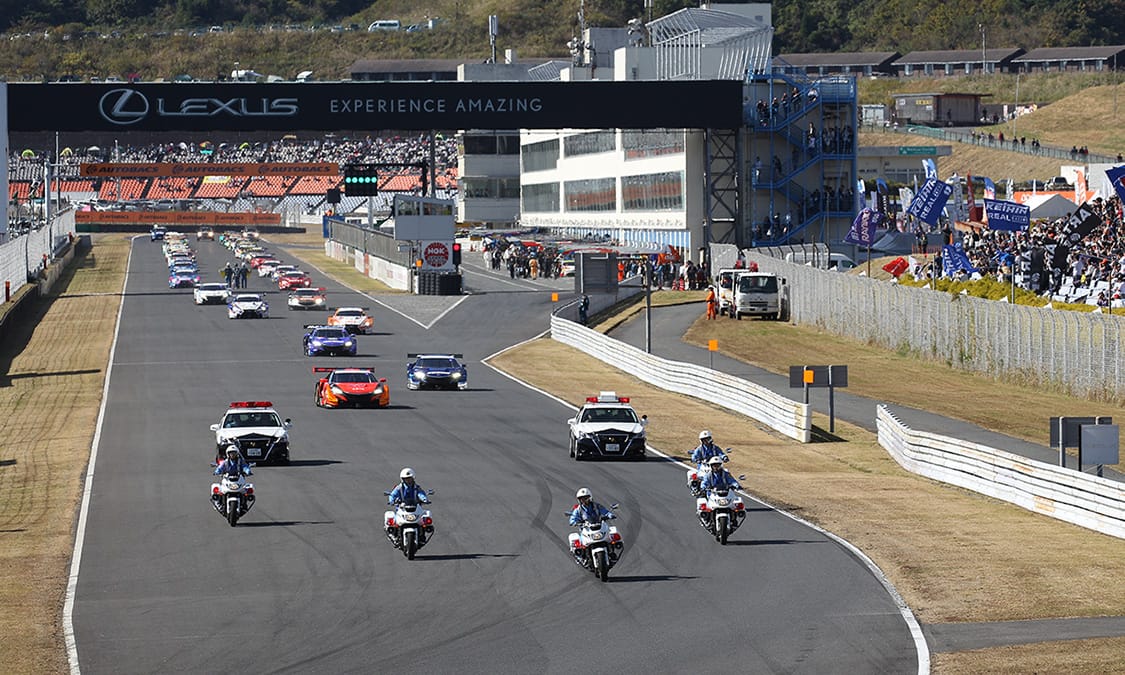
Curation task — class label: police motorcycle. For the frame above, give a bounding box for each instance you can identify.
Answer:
[209,462,256,527]
[686,448,734,497]
[383,490,435,560]
[696,474,747,545]
[565,504,624,582]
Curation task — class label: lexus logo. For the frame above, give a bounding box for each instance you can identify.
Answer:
[99,89,149,125]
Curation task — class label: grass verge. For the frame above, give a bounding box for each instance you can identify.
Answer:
[263,230,403,295]
[0,235,131,674]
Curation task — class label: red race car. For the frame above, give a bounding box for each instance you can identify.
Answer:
[313,367,390,408]
[250,255,280,269]
[278,271,313,290]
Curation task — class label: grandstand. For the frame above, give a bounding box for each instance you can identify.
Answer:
[7,134,460,216]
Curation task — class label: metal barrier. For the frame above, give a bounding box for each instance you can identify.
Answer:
[878,405,1125,539]
[743,250,1125,401]
[1,209,77,301]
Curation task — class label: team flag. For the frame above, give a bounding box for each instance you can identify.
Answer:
[983,177,996,200]
[906,178,954,226]
[942,243,977,277]
[922,158,938,181]
[882,256,909,277]
[845,207,884,246]
[1105,165,1125,204]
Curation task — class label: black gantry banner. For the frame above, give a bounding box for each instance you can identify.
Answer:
[7,80,744,132]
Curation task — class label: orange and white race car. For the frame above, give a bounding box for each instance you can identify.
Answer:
[312,367,389,408]
[326,306,374,334]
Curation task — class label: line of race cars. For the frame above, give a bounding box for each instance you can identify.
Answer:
[155,228,473,464]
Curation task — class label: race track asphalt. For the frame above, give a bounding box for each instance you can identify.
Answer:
[71,240,921,673]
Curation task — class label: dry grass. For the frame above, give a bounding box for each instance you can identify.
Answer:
[934,637,1125,673]
[0,235,131,674]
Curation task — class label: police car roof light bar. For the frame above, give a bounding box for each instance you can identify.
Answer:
[230,401,272,408]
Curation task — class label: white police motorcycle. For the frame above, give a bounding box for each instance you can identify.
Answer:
[383,491,435,560]
[696,478,746,545]
[210,470,255,527]
[566,505,624,582]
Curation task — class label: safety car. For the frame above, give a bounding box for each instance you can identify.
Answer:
[196,227,215,240]
[169,268,200,288]
[326,307,374,334]
[566,391,647,460]
[312,367,390,408]
[194,282,231,305]
[288,287,328,310]
[227,293,270,319]
[303,325,357,356]
[406,353,468,390]
[210,401,292,464]
[278,271,313,290]
[150,225,166,241]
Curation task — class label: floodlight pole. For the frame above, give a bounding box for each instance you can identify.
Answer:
[644,259,652,354]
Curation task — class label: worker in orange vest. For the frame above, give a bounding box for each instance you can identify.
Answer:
[617,260,625,282]
[705,285,718,319]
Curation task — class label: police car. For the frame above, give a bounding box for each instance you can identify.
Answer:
[209,401,292,464]
[566,392,647,461]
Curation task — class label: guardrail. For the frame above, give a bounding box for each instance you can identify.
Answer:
[551,314,812,442]
[877,405,1125,539]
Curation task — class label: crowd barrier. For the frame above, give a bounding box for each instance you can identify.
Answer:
[1,209,76,302]
[877,405,1125,539]
[550,313,812,442]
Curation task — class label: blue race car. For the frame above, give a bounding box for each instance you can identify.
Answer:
[406,353,468,390]
[303,325,357,357]
[169,268,200,288]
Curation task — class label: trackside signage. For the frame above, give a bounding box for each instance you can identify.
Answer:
[7,81,744,132]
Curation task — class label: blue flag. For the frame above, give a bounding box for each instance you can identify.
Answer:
[1106,165,1125,205]
[906,179,954,226]
[922,158,938,181]
[845,208,884,246]
[982,177,996,200]
[983,198,1030,231]
[942,243,977,277]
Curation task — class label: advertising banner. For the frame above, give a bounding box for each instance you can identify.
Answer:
[8,81,745,132]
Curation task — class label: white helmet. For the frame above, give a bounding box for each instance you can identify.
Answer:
[225,445,240,458]
[699,430,712,440]
[708,455,725,468]
[400,467,415,480]
[575,487,592,500]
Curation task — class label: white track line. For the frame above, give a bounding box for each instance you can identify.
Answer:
[481,333,931,675]
[64,236,138,674]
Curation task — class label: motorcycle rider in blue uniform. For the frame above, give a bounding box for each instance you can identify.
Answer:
[387,468,430,543]
[387,467,429,506]
[699,456,741,493]
[688,430,728,495]
[569,487,615,525]
[214,445,252,476]
[212,445,253,510]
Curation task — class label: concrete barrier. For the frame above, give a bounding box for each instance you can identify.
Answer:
[877,405,1125,539]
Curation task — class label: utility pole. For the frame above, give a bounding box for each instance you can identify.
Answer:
[978,24,986,75]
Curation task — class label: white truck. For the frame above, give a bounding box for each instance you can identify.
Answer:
[729,270,786,321]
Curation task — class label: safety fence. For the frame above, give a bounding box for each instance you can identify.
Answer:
[878,406,1125,539]
[742,250,1125,401]
[551,313,812,442]
[1,210,77,301]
